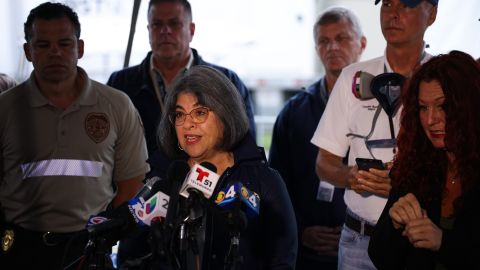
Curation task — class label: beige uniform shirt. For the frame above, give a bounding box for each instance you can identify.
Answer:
[0,68,149,232]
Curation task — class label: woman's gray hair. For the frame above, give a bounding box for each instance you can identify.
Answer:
[158,65,250,158]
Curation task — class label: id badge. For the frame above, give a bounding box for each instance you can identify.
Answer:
[316,179,334,202]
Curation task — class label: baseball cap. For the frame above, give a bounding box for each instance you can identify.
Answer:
[374,0,439,8]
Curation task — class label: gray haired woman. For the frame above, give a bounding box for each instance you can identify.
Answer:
[150,65,298,269]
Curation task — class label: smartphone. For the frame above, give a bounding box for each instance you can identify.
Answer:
[355,158,386,171]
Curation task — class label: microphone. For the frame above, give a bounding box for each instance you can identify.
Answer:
[164,160,191,227]
[214,182,258,269]
[130,191,170,226]
[174,162,219,257]
[147,161,190,266]
[85,201,139,239]
[134,162,204,227]
[214,182,260,218]
[179,162,220,199]
[85,175,165,239]
[134,176,162,203]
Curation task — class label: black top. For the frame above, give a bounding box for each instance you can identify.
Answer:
[149,134,298,269]
[368,183,480,270]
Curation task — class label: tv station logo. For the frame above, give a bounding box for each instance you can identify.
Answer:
[180,163,220,199]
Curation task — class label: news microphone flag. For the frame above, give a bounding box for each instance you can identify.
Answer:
[87,190,171,229]
[179,163,220,199]
[131,191,170,226]
[86,198,143,234]
[214,182,260,218]
[86,175,166,232]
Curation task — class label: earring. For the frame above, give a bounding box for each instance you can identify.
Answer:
[178,143,184,151]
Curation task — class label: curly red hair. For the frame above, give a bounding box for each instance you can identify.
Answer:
[391,51,480,208]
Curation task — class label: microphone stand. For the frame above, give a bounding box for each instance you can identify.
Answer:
[224,202,247,270]
[179,189,247,270]
[178,221,188,270]
[148,219,177,270]
[187,218,202,270]
[224,232,241,270]
[63,232,114,270]
[177,189,205,270]
[84,234,114,270]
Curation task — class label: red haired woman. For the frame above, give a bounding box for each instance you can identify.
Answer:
[368,50,480,269]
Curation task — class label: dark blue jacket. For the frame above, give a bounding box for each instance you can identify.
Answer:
[106,49,256,156]
[268,78,346,268]
[149,134,297,269]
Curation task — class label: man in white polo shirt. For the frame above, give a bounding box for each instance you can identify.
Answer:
[311,0,438,269]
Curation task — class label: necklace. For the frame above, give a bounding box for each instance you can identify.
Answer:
[447,167,458,185]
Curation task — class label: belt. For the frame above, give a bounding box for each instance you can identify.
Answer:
[4,225,83,248]
[1,226,89,268]
[42,231,80,246]
[344,211,375,237]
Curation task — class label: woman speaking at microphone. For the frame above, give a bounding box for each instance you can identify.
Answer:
[155,65,297,269]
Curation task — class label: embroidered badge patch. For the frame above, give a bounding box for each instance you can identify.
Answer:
[85,112,110,143]
[2,229,14,253]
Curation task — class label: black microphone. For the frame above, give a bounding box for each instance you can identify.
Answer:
[134,176,162,202]
[175,162,219,257]
[215,182,260,219]
[179,162,220,200]
[147,161,190,267]
[182,162,218,220]
[200,162,217,174]
[214,181,259,270]
[164,160,191,227]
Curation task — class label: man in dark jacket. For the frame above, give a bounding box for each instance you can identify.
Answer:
[269,7,366,270]
[107,0,255,157]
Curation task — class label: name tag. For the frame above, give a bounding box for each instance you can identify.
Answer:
[316,179,335,202]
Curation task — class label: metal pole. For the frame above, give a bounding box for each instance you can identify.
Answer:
[124,0,142,68]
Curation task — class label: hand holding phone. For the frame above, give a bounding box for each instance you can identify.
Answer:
[353,158,390,197]
[355,158,386,171]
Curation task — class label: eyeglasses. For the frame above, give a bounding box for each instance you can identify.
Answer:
[169,107,211,126]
